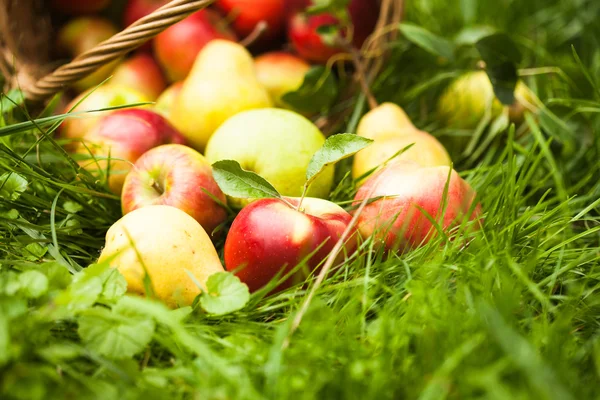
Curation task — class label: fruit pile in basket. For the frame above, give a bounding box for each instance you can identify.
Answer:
[48,0,539,309]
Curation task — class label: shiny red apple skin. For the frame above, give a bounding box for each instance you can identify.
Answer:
[153,9,237,82]
[215,0,286,41]
[353,160,482,253]
[51,0,111,15]
[111,53,167,100]
[76,109,186,194]
[225,197,358,293]
[121,144,228,236]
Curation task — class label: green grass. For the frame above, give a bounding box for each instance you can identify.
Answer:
[1,0,600,399]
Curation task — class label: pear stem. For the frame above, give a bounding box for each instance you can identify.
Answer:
[239,21,268,47]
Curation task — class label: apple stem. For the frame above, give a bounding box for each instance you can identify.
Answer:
[239,21,268,47]
[150,179,163,195]
[295,184,309,212]
[281,172,384,351]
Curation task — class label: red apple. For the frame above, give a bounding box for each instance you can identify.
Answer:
[111,53,167,100]
[51,0,111,15]
[153,9,238,82]
[225,197,358,293]
[215,0,286,42]
[288,0,379,64]
[74,109,186,194]
[60,85,152,150]
[284,0,310,23]
[121,144,228,236]
[123,0,170,27]
[288,13,343,64]
[254,52,310,109]
[56,17,120,91]
[353,160,482,253]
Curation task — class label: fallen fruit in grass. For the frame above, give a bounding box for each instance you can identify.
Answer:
[353,160,482,253]
[170,40,272,152]
[98,205,225,307]
[254,51,311,110]
[153,9,237,82]
[75,109,186,194]
[215,0,286,42]
[352,103,451,182]
[154,81,183,122]
[110,53,167,101]
[60,85,151,149]
[121,144,228,237]
[205,108,333,207]
[287,0,379,63]
[437,70,538,130]
[56,17,120,92]
[225,197,357,293]
[51,0,111,15]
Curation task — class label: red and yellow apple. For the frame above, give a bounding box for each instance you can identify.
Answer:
[51,0,111,15]
[215,0,286,42]
[121,144,228,237]
[353,160,482,253]
[254,51,310,109]
[153,9,237,82]
[59,85,151,149]
[74,109,186,194]
[225,197,358,293]
[110,53,167,101]
[56,17,120,92]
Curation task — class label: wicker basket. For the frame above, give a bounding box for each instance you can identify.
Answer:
[0,0,404,120]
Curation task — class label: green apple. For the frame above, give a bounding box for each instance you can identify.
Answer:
[204,108,334,208]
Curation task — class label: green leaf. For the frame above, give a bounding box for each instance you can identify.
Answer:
[0,172,28,201]
[399,23,456,61]
[63,201,83,214]
[78,298,156,359]
[307,0,350,15]
[306,133,373,185]
[200,272,250,316]
[22,242,48,261]
[316,24,342,47]
[18,270,49,298]
[0,208,19,219]
[475,33,522,105]
[0,89,25,115]
[212,160,281,200]
[281,66,339,114]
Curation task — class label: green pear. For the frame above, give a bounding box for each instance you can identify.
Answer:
[170,39,273,152]
[205,108,334,208]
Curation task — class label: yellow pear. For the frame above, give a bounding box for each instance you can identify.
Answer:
[353,103,451,183]
[170,39,273,152]
[98,205,224,308]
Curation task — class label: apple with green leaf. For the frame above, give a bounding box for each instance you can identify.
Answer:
[121,144,228,237]
[213,133,373,293]
[353,160,483,253]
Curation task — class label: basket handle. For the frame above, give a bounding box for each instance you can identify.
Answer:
[23,0,215,102]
